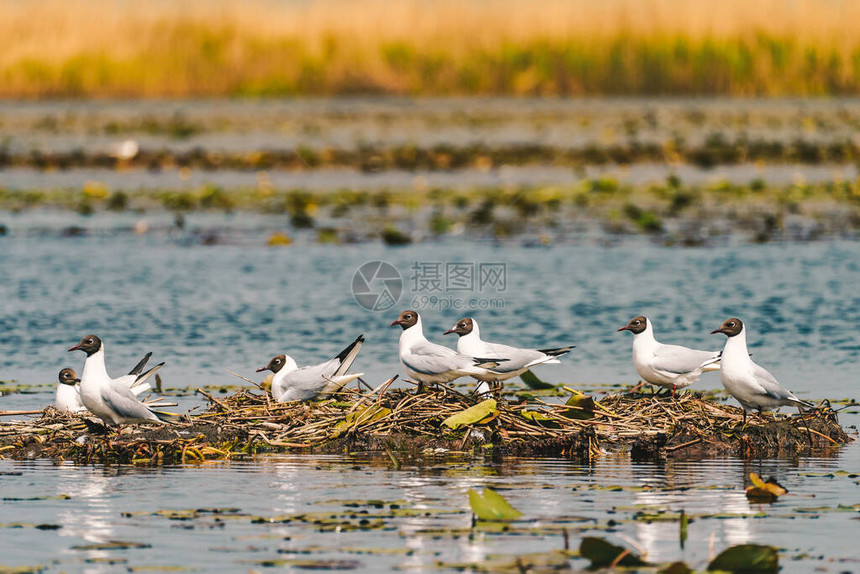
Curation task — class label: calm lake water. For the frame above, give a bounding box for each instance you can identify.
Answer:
[1,228,858,572]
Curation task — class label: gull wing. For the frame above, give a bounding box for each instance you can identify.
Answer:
[402,341,471,376]
[752,363,812,407]
[651,345,721,375]
[102,381,161,423]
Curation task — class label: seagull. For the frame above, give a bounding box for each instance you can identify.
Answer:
[55,368,86,414]
[54,356,163,415]
[257,334,365,402]
[711,317,813,424]
[443,317,573,385]
[68,335,176,432]
[618,315,721,397]
[390,310,508,394]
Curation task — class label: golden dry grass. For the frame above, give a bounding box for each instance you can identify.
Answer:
[2,0,860,97]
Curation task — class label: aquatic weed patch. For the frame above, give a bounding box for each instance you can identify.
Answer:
[0,384,850,464]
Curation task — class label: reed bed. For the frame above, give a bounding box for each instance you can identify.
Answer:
[0,381,849,465]
[3,0,860,97]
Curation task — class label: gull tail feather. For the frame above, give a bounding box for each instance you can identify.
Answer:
[133,362,164,388]
[788,396,815,409]
[333,334,365,378]
[128,352,153,376]
[699,352,722,372]
[320,372,364,397]
[537,345,575,358]
[151,409,183,423]
[130,381,151,396]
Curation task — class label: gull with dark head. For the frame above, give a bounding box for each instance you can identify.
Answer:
[257,334,365,402]
[391,310,507,394]
[55,368,86,414]
[444,317,573,384]
[618,315,721,397]
[711,317,812,424]
[69,334,176,431]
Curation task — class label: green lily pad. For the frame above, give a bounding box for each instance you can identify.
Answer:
[707,544,778,573]
[561,394,595,420]
[580,537,647,568]
[468,487,523,521]
[519,370,556,390]
[520,410,561,428]
[443,399,497,430]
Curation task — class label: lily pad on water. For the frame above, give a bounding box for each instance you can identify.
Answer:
[443,399,497,430]
[468,487,523,521]
[0,566,46,574]
[436,550,571,572]
[518,370,556,390]
[706,544,778,573]
[71,540,152,551]
[579,537,647,568]
[245,558,362,569]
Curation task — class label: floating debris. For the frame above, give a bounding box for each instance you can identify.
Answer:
[0,385,851,464]
[745,473,788,502]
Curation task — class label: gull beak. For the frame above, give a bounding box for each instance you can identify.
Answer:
[389,319,401,327]
[617,325,630,332]
[256,366,268,373]
[68,344,81,352]
[710,328,722,335]
[443,328,456,335]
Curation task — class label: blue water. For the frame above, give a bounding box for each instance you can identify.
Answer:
[1,228,858,572]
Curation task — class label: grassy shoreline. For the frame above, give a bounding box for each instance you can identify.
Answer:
[4,0,860,98]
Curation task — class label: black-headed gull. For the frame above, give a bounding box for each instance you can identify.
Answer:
[54,357,161,415]
[711,317,812,424]
[55,368,86,414]
[390,310,507,393]
[68,334,176,430]
[257,334,365,402]
[443,317,573,383]
[618,315,721,397]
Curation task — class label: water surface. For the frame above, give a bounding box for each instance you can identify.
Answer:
[1,233,858,572]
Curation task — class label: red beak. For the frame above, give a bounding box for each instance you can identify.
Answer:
[256,366,268,373]
[389,320,401,327]
[617,326,630,332]
[443,328,456,335]
[710,329,722,335]
[68,344,81,352]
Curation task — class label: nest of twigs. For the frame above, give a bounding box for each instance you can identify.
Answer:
[0,380,851,465]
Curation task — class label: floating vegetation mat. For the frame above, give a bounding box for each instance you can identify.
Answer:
[0,385,852,465]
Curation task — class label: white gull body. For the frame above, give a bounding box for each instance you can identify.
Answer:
[622,316,721,394]
[392,311,505,392]
[264,335,365,402]
[714,318,811,418]
[71,336,171,426]
[451,318,572,382]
